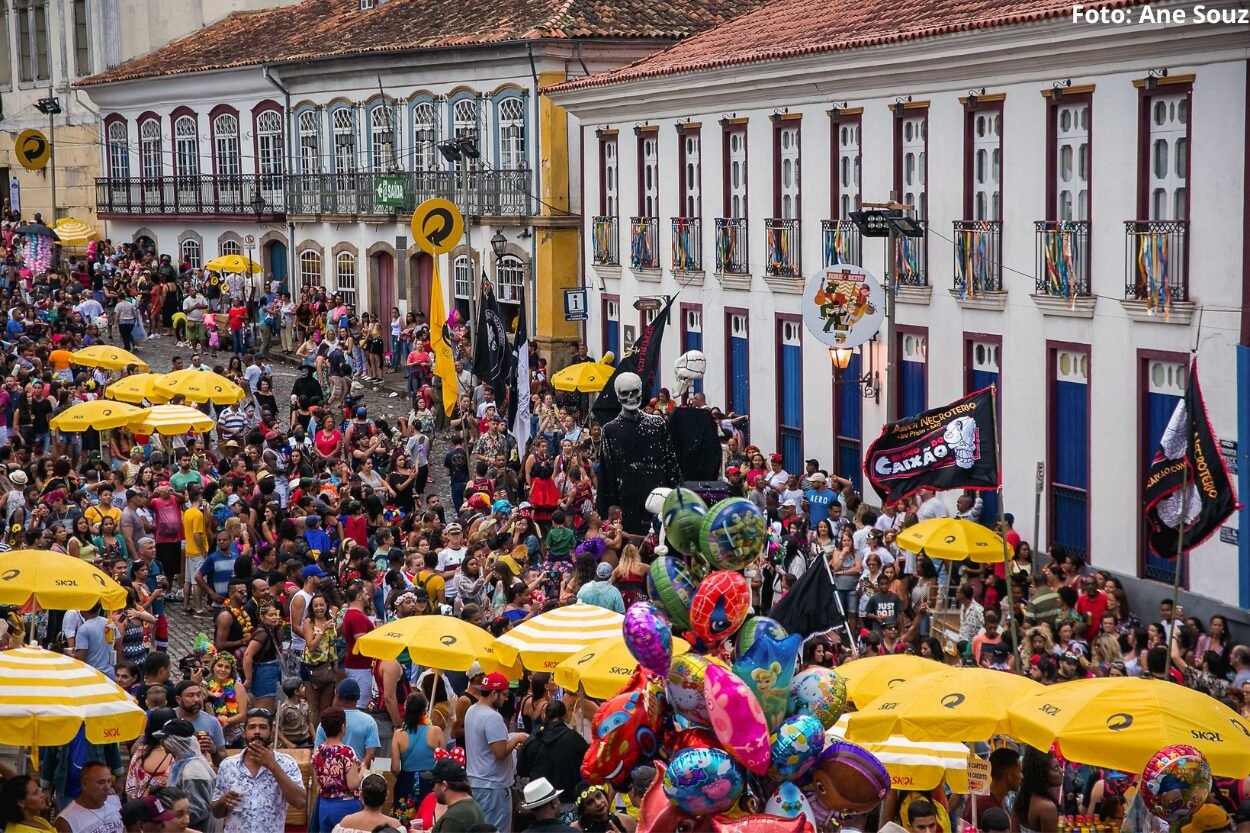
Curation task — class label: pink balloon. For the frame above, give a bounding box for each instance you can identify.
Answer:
[704,662,771,776]
[624,601,675,677]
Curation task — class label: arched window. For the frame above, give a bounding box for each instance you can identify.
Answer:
[256,110,284,176]
[332,107,358,175]
[298,110,320,174]
[497,97,526,170]
[299,250,322,290]
[139,119,162,180]
[220,240,241,257]
[107,121,130,179]
[181,239,202,269]
[213,114,240,177]
[412,101,435,171]
[336,252,357,306]
[452,97,478,170]
[452,254,472,299]
[370,104,394,172]
[174,115,199,177]
[496,254,524,303]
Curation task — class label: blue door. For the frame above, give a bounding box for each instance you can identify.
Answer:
[969,341,1000,528]
[683,307,703,395]
[728,313,750,431]
[778,319,804,474]
[899,331,927,419]
[604,299,620,359]
[1051,350,1089,560]
[269,241,288,294]
[1143,359,1187,583]
[836,352,862,492]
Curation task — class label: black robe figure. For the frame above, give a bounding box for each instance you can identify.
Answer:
[596,372,681,535]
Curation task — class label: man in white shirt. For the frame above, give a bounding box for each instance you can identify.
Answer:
[55,762,123,833]
[916,487,950,521]
[74,295,104,324]
[438,523,468,602]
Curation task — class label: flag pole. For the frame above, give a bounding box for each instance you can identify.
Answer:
[1167,312,1204,679]
[989,384,1021,665]
[819,546,859,656]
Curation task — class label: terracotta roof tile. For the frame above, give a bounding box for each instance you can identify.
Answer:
[79,0,767,87]
[545,0,1147,93]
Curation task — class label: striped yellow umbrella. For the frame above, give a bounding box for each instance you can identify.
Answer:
[203,254,261,274]
[354,616,519,677]
[50,400,146,432]
[835,654,947,709]
[555,635,691,699]
[0,647,146,745]
[494,602,625,671]
[104,373,169,405]
[129,404,216,435]
[52,217,98,246]
[154,369,246,405]
[830,714,969,793]
[894,517,1006,564]
[0,550,127,610]
[70,345,150,372]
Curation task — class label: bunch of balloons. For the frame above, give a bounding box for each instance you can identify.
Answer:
[581,491,890,832]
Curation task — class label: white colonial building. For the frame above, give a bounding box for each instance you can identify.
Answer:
[547,0,1250,607]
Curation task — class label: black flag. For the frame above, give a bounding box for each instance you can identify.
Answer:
[863,386,1000,503]
[472,275,509,402]
[1144,359,1239,557]
[771,556,842,638]
[591,351,638,425]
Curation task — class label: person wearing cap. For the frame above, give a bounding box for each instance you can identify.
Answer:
[518,778,575,832]
[803,471,836,528]
[313,678,381,767]
[576,561,625,613]
[430,756,484,832]
[157,718,217,830]
[1183,805,1234,833]
[764,452,789,493]
[437,523,468,601]
[517,701,588,816]
[465,672,528,833]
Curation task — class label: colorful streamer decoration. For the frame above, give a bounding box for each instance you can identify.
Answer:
[767,224,798,277]
[824,224,853,267]
[673,219,698,272]
[954,222,996,299]
[1042,223,1084,304]
[594,219,616,264]
[631,218,656,269]
[892,235,923,289]
[1135,227,1172,318]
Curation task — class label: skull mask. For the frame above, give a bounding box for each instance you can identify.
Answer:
[616,372,644,413]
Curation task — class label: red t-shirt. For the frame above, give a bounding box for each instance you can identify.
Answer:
[341,607,374,669]
[314,430,341,458]
[343,515,368,548]
[228,307,247,332]
[150,495,185,544]
[1075,591,1109,627]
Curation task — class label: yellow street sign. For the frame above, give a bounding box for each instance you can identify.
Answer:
[15,129,50,171]
[411,198,464,255]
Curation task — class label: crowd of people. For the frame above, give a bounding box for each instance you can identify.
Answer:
[0,215,1248,833]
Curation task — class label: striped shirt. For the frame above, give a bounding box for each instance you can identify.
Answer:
[218,406,247,441]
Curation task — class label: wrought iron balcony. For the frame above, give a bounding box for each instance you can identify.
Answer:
[822,219,861,267]
[630,216,659,270]
[1125,220,1188,306]
[952,220,1003,295]
[671,217,702,273]
[1034,220,1091,298]
[892,219,928,286]
[592,216,619,266]
[95,174,286,217]
[764,218,801,277]
[715,218,748,274]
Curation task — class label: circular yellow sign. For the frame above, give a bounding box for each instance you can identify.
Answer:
[411,198,464,255]
[15,129,50,171]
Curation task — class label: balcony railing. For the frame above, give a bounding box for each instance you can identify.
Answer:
[96,169,534,217]
[671,217,702,272]
[630,216,659,269]
[592,216,619,266]
[822,219,862,267]
[765,218,801,277]
[892,219,928,286]
[1125,220,1189,307]
[1035,220,1091,298]
[952,220,1003,296]
[715,217,749,274]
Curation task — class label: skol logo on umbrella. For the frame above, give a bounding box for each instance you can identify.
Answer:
[1106,713,1134,731]
[941,693,966,709]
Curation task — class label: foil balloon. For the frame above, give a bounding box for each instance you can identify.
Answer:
[808,741,890,815]
[666,726,720,751]
[699,498,769,571]
[788,666,848,730]
[663,487,709,556]
[623,602,675,677]
[690,570,751,645]
[734,632,802,729]
[668,653,716,724]
[647,556,698,633]
[736,615,789,658]
[664,747,745,815]
[581,685,664,788]
[637,762,702,833]
[767,714,826,782]
[1140,744,1213,823]
[765,783,818,831]
[711,815,813,833]
[704,662,771,776]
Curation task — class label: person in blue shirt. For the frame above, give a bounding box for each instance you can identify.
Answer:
[303,513,332,554]
[5,312,23,340]
[803,472,836,528]
[195,532,237,608]
[313,679,381,768]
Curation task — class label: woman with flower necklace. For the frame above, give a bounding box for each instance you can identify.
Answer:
[204,652,249,747]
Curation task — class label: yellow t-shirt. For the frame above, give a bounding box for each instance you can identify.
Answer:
[83,504,121,530]
[416,569,445,600]
[183,505,208,557]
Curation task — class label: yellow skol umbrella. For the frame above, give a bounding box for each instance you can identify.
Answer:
[847,667,1043,744]
[50,400,146,433]
[834,654,947,709]
[203,254,262,274]
[551,359,616,393]
[894,517,1006,563]
[0,550,127,610]
[129,404,216,435]
[555,635,692,699]
[1007,676,1250,777]
[494,602,625,671]
[354,616,518,677]
[154,369,246,405]
[70,345,150,372]
[104,373,170,405]
[51,218,98,246]
[0,647,146,746]
[829,714,970,793]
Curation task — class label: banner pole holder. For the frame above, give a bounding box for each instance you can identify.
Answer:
[989,384,1021,665]
[1166,309,1204,680]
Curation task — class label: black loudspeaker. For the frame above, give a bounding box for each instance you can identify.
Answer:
[680,480,728,504]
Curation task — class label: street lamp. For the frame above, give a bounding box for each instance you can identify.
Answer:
[830,346,880,403]
[490,230,507,261]
[250,190,267,221]
[34,96,62,221]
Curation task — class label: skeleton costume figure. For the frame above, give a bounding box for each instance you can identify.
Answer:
[597,372,682,535]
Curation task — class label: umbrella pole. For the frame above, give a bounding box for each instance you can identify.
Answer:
[989,386,1021,664]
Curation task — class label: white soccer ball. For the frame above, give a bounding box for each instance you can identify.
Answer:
[675,350,707,381]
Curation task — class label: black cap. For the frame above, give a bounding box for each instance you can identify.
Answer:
[154,718,196,739]
[432,757,466,782]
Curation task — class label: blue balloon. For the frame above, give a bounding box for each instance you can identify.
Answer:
[663,747,745,815]
[767,714,826,781]
[733,632,802,729]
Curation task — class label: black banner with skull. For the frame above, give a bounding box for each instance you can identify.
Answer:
[1143,360,1239,558]
[472,279,510,407]
[864,387,1000,503]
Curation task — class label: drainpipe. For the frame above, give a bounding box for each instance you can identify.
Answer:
[262,65,295,295]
